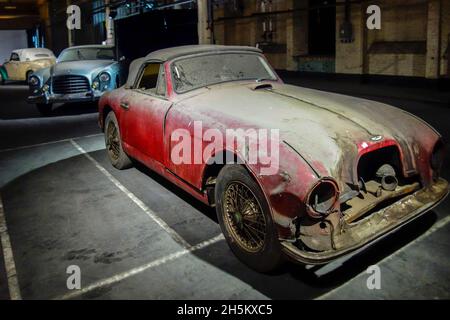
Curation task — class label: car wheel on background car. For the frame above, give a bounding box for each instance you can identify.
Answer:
[215,165,283,272]
[36,103,52,116]
[105,111,132,170]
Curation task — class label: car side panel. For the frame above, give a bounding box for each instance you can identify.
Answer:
[120,90,172,164]
[4,61,20,80]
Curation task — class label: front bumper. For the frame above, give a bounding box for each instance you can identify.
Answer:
[27,90,104,104]
[282,178,449,265]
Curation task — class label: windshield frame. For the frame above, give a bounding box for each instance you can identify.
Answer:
[169,51,279,94]
[57,47,116,63]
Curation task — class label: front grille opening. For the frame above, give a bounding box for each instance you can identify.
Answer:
[341,146,421,223]
[357,146,402,182]
[52,75,90,94]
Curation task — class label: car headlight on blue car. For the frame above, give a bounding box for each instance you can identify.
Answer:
[93,72,111,91]
[29,75,40,87]
[99,72,110,82]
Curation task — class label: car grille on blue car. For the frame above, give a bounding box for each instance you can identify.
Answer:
[52,75,90,94]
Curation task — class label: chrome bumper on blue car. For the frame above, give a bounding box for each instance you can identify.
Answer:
[27,90,104,104]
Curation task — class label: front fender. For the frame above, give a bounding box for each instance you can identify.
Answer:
[0,66,8,80]
[203,141,320,241]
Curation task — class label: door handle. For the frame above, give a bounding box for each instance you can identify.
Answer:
[120,102,129,110]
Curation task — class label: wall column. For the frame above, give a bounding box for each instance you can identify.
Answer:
[198,0,212,44]
[425,0,441,79]
[105,0,115,45]
[286,0,308,71]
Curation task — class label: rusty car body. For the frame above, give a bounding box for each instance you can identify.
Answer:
[98,45,448,271]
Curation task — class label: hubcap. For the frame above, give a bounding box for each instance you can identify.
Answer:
[106,121,120,161]
[223,182,266,253]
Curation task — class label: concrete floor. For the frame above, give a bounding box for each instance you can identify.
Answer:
[0,79,449,300]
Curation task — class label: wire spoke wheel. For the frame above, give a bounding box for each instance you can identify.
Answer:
[106,121,120,161]
[223,181,267,253]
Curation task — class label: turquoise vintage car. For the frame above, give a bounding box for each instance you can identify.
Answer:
[27,44,125,115]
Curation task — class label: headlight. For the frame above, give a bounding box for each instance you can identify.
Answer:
[431,139,445,171]
[306,179,339,218]
[29,76,40,86]
[99,72,110,82]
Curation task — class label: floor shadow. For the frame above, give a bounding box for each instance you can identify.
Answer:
[133,161,218,223]
[50,102,98,117]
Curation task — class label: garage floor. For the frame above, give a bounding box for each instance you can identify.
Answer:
[0,78,449,300]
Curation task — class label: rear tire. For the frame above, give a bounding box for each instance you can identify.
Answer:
[215,165,283,272]
[105,111,132,169]
[36,103,52,116]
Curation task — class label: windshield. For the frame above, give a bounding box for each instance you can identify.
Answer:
[58,47,115,62]
[171,53,277,93]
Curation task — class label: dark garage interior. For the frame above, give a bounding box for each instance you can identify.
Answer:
[115,9,198,61]
[0,0,449,305]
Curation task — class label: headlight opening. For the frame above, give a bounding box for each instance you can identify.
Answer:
[306,179,339,218]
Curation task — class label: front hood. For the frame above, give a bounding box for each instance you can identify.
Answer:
[51,60,115,79]
[178,82,439,185]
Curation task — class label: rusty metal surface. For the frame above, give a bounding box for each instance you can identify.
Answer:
[282,178,449,264]
[343,181,420,223]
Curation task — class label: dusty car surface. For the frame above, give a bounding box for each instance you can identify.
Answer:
[98,45,448,272]
[0,48,56,83]
[27,44,124,115]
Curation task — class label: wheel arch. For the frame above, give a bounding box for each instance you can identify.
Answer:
[101,104,114,132]
[201,149,272,213]
[25,70,34,81]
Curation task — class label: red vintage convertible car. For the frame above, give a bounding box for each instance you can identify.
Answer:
[99,45,448,272]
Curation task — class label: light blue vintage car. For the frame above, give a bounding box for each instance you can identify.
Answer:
[27,44,125,115]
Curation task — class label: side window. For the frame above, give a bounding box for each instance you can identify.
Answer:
[10,53,20,62]
[137,63,161,92]
[156,68,166,97]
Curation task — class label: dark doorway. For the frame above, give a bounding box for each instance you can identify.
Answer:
[115,9,198,63]
[308,0,336,55]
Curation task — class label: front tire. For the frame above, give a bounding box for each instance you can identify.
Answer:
[215,165,283,272]
[105,111,132,169]
[26,71,33,83]
[36,103,52,116]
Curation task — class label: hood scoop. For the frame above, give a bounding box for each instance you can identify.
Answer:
[250,83,273,91]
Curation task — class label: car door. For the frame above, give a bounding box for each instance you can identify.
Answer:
[120,61,171,165]
[4,52,20,80]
